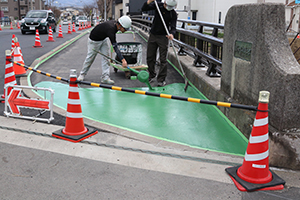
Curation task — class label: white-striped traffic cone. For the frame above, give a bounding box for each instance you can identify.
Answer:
[226,91,285,192]
[13,37,27,77]
[67,22,72,34]
[57,24,64,38]
[1,50,17,101]
[47,26,55,42]
[52,69,98,142]
[32,29,43,48]
[72,22,76,32]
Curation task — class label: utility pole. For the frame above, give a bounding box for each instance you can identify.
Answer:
[104,0,107,21]
[187,0,191,19]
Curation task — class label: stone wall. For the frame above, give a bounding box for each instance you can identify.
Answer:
[221,3,300,169]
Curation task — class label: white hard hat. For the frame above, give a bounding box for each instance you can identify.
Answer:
[118,16,132,30]
[165,0,177,11]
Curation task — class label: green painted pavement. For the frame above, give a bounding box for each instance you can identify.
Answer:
[35,81,248,156]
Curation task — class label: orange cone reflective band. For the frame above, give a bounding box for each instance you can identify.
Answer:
[13,38,27,76]
[1,50,17,101]
[57,24,64,38]
[52,69,98,142]
[33,29,43,48]
[225,91,285,192]
[47,26,55,42]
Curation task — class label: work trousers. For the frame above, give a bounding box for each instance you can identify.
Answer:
[146,33,169,82]
[80,37,110,79]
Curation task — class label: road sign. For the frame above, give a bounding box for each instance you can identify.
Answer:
[7,88,50,114]
[4,85,54,123]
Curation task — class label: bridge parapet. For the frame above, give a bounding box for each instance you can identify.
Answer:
[222,3,300,170]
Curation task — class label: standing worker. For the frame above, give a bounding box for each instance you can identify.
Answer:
[78,16,132,84]
[142,0,178,86]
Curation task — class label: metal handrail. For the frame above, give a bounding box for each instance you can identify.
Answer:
[131,15,224,77]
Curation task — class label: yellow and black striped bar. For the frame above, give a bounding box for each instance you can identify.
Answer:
[10,59,258,111]
[11,60,69,83]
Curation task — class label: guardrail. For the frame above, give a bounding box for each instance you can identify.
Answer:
[131,15,224,77]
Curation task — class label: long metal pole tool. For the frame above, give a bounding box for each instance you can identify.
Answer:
[154,0,189,91]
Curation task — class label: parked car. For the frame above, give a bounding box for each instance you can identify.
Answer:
[62,19,70,25]
[75,15,88,26]
[20,10,57,34]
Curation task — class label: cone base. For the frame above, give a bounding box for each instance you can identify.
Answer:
[57,36,64,38]
[47,40,55,42]
[15,73,27,77]
[52,126,98,143]
[33,45,43,48]
[0,95,5,102]
[225,165,285,192]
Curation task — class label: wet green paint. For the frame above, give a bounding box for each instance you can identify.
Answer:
[35,81,248,156]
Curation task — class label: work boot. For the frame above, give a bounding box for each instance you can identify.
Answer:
[157,81,166,87]
[101,77,115,85]
[77,74,85,81]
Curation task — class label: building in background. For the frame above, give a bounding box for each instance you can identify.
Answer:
[0,0,46,21]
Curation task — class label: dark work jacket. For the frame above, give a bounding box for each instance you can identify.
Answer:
[141,1,177,36]
[89,20,124,60]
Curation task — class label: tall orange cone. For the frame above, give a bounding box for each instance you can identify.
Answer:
[226,91,285,192]
[32,29,43,48]
[67,22,72,34]
[57,24,64,38]
[72,22,76,32]
[78,22,82,31]
[1,50,17,102]
[0,24,2,31]
[11,34,16,56]
[10,22,13,30]
[52,69,98,142]
[46,26,55,42]
[17,21,20,29]
[13,37,27,77]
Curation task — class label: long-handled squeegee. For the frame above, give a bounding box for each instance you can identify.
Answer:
[154,0,189,91]
[93,49,153,90]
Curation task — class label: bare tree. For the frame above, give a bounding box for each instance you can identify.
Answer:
[95,0,113,20]
[83,4,96,19]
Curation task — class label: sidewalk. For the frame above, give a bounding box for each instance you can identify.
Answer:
[1,27,300,199]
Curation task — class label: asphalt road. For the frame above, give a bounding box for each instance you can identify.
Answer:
[0,24,78,92]
[0,24,88,125]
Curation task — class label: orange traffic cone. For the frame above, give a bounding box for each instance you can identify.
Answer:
[17,22,20,29]
[78,22,82,31]
[0,24,2,31]
[57,24,64,38]
[32,29,43,48]
[67,22,72,34]
[46,26,55,42]
[10,22,13,30]
[72,22,76,32]
[11,34,16,54]
[52,69,98,142]
[1,50,17,102]
[13,38,27,77]
[226,91,285,192]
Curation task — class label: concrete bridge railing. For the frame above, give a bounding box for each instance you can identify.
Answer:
[132,3,300,170]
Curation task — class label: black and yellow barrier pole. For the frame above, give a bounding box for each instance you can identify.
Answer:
[11,59,258,111]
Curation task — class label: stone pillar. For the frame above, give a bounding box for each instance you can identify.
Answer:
[221,3,300,169]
